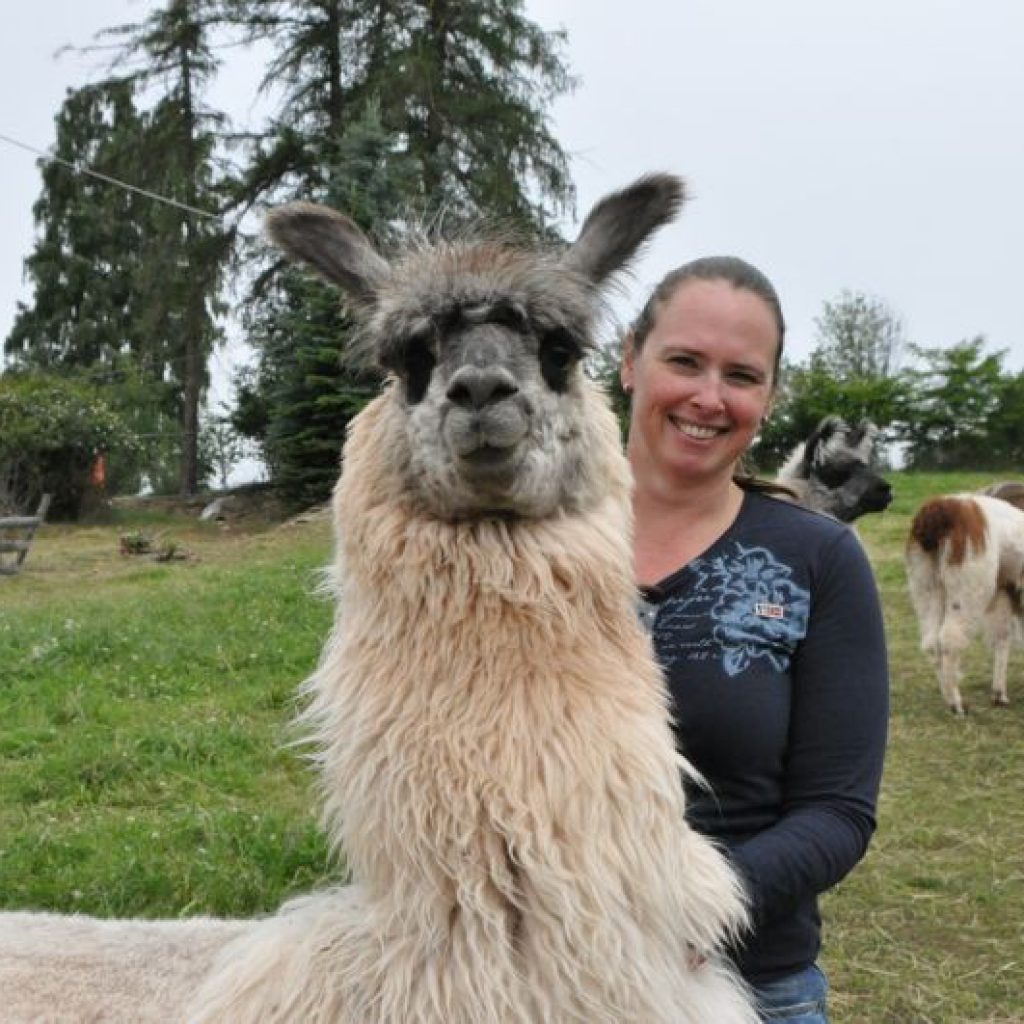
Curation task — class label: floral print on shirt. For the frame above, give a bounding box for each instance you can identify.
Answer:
[653,542,811,677]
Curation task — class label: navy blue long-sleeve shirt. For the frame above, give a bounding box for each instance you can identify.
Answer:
[640,490,889,983]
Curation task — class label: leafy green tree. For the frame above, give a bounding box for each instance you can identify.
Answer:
[902,337,1007,469]
[749,291,912,469]
[752,360,914,470]
[812,290,905,379]
[0,373,140,519]
[987,370,1024,468]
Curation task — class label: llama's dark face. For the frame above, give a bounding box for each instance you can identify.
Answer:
[801,417,893,523]
[266,175,686,520]
[808,455,892,522]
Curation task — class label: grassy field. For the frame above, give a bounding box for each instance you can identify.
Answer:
[1,474,1022,1023]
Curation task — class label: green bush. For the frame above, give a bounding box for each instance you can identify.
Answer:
[0,373,140,519]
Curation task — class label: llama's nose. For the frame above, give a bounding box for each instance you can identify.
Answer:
[446,366,519,410]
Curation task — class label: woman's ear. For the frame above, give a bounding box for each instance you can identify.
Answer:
[620,332,636,394]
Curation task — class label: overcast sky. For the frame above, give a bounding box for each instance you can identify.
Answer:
[3,0,1023,390]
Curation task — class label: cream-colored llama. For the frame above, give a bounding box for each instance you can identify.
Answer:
[0,175,756,1024]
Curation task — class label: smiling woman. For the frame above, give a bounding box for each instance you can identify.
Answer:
[619,256,890,1024]
[622,272,778,521]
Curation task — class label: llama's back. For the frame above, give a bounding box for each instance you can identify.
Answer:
[905,494,1013,651]
[189,880,755,1024]
[0,911,244,1024]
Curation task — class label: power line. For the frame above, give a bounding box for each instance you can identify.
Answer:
[0,130,220,221]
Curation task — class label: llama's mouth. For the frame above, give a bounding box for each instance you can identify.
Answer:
[461,443,516,467]
[445,403,530,457]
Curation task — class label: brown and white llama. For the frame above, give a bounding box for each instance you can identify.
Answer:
[776,415,892,523]
[905,493,1024,715]
[0,175,757,1023]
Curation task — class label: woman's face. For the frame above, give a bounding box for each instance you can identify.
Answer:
[621,278,778,490]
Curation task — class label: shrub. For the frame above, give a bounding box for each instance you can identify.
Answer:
[0,373,140,519]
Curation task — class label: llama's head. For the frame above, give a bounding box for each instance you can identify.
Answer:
[785,415,893,523]
[267,175,684,520]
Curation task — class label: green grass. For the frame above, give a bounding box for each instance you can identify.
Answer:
[0,508,336,918]
[824,472,1024,1024]
[1,477,1023,1022]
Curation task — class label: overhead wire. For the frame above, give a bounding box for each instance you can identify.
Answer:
[0,129,220,220]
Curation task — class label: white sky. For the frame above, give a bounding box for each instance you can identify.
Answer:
[3,0,1023,390]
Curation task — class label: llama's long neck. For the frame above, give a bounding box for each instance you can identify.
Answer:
[292,394,748,1022]
[303,396,693,923]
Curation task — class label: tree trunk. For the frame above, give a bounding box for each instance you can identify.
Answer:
[178,22,203,496]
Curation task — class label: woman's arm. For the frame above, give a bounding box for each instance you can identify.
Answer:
[728,528,889,925]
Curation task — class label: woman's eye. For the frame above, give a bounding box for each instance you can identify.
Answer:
[728,370,763,385]
[668,354,699,369]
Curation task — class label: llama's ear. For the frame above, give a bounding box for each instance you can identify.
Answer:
[563,174,686,286]
[852,419,879,457]
[266,202,389,307]
[856,419,879,442]
[800,415,840,471]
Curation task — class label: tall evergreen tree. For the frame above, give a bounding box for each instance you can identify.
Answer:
[6,1,234,495]
[225,0,575,504]
[225,0,573,223]
[103,0,234,494]
[234,103,414,506]
[4,79,198,495]
[5,80,153,370]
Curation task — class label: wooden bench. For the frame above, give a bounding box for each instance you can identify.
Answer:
[0,494,52,576]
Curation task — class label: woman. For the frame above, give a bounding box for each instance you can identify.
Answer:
[621,257,889,1023]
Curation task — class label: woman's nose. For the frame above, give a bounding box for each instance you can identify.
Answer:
[689,372,726,412]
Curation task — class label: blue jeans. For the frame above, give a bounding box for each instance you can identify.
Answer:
[751,963,830,1023]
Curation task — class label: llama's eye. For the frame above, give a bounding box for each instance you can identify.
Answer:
[390,337,436,405]
[817,462,853,488]
[539,329,581,391]
[487,302,529,333]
